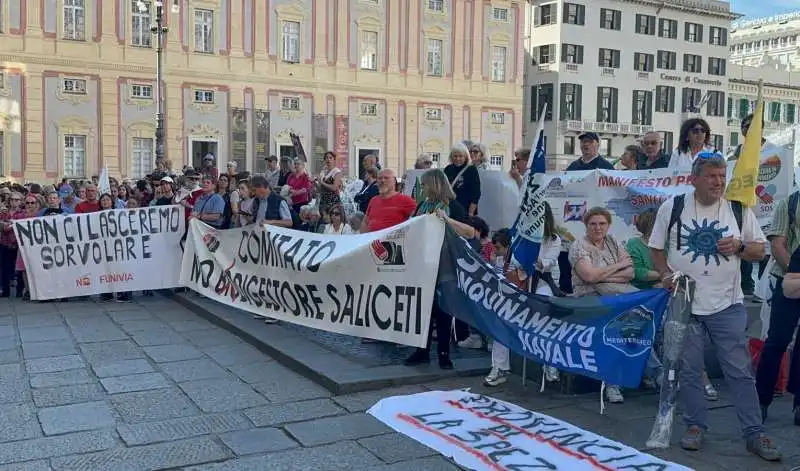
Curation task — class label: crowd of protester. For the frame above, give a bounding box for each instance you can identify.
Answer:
[0,113,798,462]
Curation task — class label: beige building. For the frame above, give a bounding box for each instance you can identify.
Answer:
[0,0,523,182]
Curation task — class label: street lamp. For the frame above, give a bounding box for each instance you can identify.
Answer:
[137,0,179,167]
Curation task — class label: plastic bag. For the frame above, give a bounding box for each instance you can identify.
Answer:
[646,275,695,449]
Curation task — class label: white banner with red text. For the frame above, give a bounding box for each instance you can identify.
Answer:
[180,215,445,347]
[368,390,691,471]
[13,206,185,300]
[404,144,793,240]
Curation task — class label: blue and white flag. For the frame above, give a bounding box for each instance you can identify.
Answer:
[509,105,548,275]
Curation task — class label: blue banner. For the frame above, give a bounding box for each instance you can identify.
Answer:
[436,229,670,388]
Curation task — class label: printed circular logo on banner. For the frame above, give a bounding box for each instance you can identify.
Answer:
[370,229,407,272]
[547,178,563,191]
[602,305,655,358]
[758,155,781,183]
[202,231,220,253]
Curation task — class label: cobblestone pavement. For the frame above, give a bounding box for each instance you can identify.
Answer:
[1,295,798,470]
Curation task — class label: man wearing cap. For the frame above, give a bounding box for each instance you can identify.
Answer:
[58,185,80,214]
[155,176,176,206]
[201,154,219,180]
[566,133,614,171]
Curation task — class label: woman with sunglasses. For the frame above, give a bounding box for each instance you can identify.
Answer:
[0,192,23,297]
[668,118,716,170]
[322,204,353,235]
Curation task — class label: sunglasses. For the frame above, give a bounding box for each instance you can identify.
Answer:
[25,201,37,205]
[690,127,707,134]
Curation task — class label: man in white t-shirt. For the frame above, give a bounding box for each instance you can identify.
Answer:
[649,154,780,461]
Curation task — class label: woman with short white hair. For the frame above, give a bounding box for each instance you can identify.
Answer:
[469,142,489,170]
[443,143,481,216]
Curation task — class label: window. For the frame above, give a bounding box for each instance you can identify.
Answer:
[131,84,153,99]
[281,96,300,110]
[62,78,87,94]
[683,54,701,73]
[194,89,214,103]
[489,155,503,169]
[131,137,153,179]
[492,8,508,22]
[634,53,654,72]
[426,38,443,76]
[559,84,582,120]
[429,152,440,168]
[655,86,675,113]
[596,87,618,123]
[536,44,556,64]
[63,0,86,40]
[600,138,612,157]
[730,132,739,147]
[706,91,725,117]
[598,48,620,68]
[636,14,655,35]
[63,135,86,178]
[563,136,575,155]
[427,0,444,12]
[490,112,505,125]
[193,9,214,53]
[360,103,377,116]
[561,44,583,64]
[708,57,726,76]
[529,84,554,121]
[681,87,702,112]
[709,26,727,46]
[685,22,703,43]
[425,107,442,121]
[537,4,556,26]
[737,97,750,118]
[563,3,585,25]
[491,46,507,81]
[360,30,378,70]
[632,90,653,125]
[657,50,677,70]
[282,21,300,63]
[131,0,151,47]
[712,134,723,151]
[786,103,796,123]
[769,102,781,122]
[658,19,677,39]
[600,9,621,30]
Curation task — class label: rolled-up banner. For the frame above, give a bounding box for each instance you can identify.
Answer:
[180,215,445,347]
[13,206,185,300]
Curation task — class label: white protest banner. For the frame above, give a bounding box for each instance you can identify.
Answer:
[404,169,520,231]
[180,215,445,347]
[368,390,691,471]
[98,168,111,195]
[13,206,185,300]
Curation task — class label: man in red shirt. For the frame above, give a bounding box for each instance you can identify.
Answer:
[361,169,416,232]
[74,185,100,213]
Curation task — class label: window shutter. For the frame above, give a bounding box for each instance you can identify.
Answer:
[646,91,653,124]
[578,5,585,25]
[635,14,641,32]
[611,88,619,122]
[649,16,655,34]
[648,54,654,71]
[575,85,583,120]
[544,84,554,120]
[721,59,726,76]
[719,92,726,117]
[598,49,604,67]
[669,87,675,112]
[562,5,568,23]
[613,50,620,67]
[561,45,567,62]
[697,26,703,43]
[788,103,796,123]
[552,4,558,25]
[577,45,584,64]
[727,96,733,118]
[722,29,728,46]
[549,45,556,63]
[615,11,621,30]
[738,98,748,118]
[682,88,689,112]
[684,23,690,41]
[534,6,540,26]
[596,87,603,121]
[632,90,638,124]
[530,86,538,122]
[560,84,568,120]
[655,87,663,111]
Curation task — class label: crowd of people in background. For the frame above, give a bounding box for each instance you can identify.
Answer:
[0,110,797,462]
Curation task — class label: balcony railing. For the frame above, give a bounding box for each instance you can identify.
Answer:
[601,68,615,77]
[636,71,650,80]
[565,63,579,73]
[559,120,656,135]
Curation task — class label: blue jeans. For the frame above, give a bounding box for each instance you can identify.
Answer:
[680,303,763,439]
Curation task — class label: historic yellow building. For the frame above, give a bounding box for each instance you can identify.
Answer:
[0,0,523,182]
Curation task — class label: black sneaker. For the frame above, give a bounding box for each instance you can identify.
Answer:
[438,352,453,370]
[404,349,430,366]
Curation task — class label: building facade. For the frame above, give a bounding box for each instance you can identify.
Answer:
[524,0,736,169]
[0,0,523,182]
[729,12,800,70]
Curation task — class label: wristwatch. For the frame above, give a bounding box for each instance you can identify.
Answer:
[737,241,746,255]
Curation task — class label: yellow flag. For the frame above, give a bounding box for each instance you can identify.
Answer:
[726,95,763,208]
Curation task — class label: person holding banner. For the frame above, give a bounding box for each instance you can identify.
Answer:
[250,176,293,229]
[13,194,43,301]
[566,133,614,171]
[286,159,314,214]
[0,192,23,298]
[649,155,780,461]
[637,132,670,169]
[362,169,416,233]
[191,178,226,229]
[668,118,717,170]
[404,168,477,369]
[75,185,100,213]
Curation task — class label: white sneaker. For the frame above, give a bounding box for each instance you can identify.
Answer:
[605,385,624,404]
[704,383,719,401]
[484,368,509,387]
[458,335,483,350]
[263,317,279,324]
[544,366,560,383]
